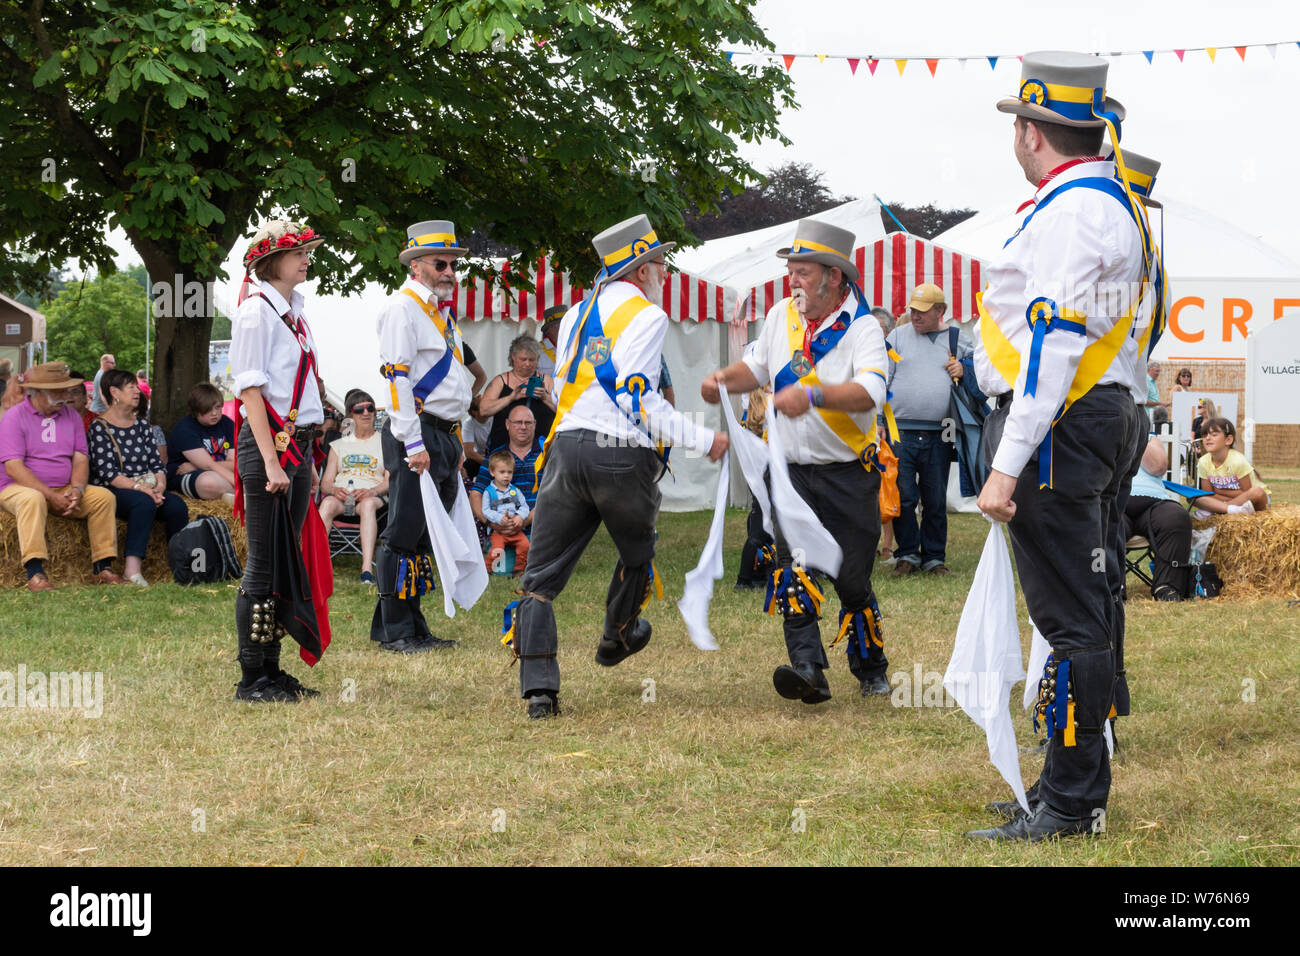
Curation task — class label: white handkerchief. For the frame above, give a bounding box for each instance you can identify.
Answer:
[719,384,772,536]
[945,522,1029,814]
[419,472,488,618]
[677,453,730,651]
[765,408,842,578]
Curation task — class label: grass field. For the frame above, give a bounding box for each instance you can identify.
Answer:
[1,479,1297,866]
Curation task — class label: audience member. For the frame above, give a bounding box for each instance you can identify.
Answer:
[479,335,556,453]
[659,355,676,406]
[1123,437,1193,601]
[872,307,899,559]
[0,362,123,590]
[64,370,98,433]
[461,394,492,479]
[1170,367,1193,393]
[884,283,968,576]
[89,353,115,414]
[136,369,151,401]
[1190,397,1217,440]
[0,357,11,399]
[480,450,530,574]
[168,383,236,500]
[319,388,388,584]
[471,405,542,542]
[0,372,24,426]
[1143,360,1169,427]
[1195,418,1269,515]
[88,369,189,587]
[535,305,567,379]
[462,341,488,397]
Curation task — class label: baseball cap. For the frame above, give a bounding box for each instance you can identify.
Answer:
[908,283,946,312]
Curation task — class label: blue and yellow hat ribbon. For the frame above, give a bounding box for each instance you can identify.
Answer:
[602,231,662,277]
[405,230,460,252]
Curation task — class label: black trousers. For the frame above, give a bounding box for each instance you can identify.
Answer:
[1108,397,1148,718]
[236,422,312,677]
[770,461,886,681]
[1124,495,1193,596]
[513,430,661,698]
[736,495,773,585]
[369,419,461,646]
[985,384,1140,818]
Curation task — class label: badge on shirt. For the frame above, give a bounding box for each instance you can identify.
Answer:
[585,336,611,366]
[791,352,814,377]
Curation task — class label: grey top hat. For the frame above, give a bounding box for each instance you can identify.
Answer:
[1107,148,1162,209]
[776,218,860,284]
[400,219,469,265]
[997,51,1126,129]
[592,214,675,282]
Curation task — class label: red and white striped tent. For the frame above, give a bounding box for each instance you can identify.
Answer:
[452,256,737,324]
[739,233,988,324]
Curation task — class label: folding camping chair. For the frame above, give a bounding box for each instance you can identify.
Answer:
[328,506,388,560]
[1121,479,1213,596]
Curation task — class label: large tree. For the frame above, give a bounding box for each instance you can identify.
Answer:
[684,161,852,240]
[1,0,792,427]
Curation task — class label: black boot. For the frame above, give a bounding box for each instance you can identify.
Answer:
[234,588,294,703]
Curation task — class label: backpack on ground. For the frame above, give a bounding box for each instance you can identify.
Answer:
[168,515,243,584]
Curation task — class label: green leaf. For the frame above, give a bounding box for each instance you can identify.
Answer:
[33,53,63,88]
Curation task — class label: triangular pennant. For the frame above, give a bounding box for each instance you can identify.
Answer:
[867,57,879,75]
[1266,44,1277,59]
[1142,50,1153,63]
[1017,55,1022,62]
[1206,47,1217,62]
[816,53,827,63]
[726,51,734,62]
[925,58,939,76]
[895,58,907,75]
[782,54,795,71]
[847,57,860,75]
[957,57,968,70]
[1235,46,1247,60]
[987,56,999,69]
[1174,49,1185,61]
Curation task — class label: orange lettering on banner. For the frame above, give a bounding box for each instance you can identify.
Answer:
[1222,298,1252,340]
[1169,296,1204,342]
[1274,298,1300,320]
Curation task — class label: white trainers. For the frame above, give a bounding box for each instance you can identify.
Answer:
[1228,500,1255,516]
[127,573,150,588]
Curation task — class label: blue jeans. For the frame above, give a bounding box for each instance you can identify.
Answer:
[109,486,190,557]
[893,429,950,569]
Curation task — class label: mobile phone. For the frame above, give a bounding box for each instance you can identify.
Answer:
[526,375,543,398]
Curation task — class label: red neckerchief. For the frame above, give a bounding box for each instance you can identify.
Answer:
[800,290,851,362]
[1015,155,1107,213]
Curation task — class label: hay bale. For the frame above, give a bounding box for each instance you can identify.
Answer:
[1194,504,1300,600]
[0,495,246,590]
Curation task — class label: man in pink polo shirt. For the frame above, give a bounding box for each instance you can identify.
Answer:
[0,362,123,592]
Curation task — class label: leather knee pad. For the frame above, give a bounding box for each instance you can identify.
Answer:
[1068,646,1116,733]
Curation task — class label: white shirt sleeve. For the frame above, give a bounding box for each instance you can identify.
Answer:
[377,296,425,453]
[617,308,715,454]
[848,319,888,412]
[992,204,1107,478]
[230,298,271,395]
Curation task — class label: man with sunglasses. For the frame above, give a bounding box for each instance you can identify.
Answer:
[372,220,474,653]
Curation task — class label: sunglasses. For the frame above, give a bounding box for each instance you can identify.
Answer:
[350,403,375,414]
[428,259,458,273]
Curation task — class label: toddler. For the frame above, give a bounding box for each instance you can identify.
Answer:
[482,450,530,574]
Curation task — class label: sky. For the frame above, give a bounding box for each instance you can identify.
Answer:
[736,0,1300,264]
[99,0,1300,275]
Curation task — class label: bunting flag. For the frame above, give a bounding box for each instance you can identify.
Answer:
[721,41,1300,74]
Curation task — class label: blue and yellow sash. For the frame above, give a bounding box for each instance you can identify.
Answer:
[382,289,464,414]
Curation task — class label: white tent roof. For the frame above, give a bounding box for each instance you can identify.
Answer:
[933,197,1300,279]
[672,197,886,294]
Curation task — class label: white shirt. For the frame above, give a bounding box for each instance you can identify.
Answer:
[551,280,714,455]
[974,159,1148,478]
[742,288,889,465]
[376,277,472,453]
[230,283,324,426]
[330,432,385,490]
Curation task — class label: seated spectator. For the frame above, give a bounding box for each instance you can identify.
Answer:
[480,450,530,574]
[136,369,151,401]
[1123,437,1194,601]
[1195,417,1269,515]
[0,362,123,591]
[0,357,10,402]
[1170,367,1193,394]
[461,394,491,479]
[470,406,542,549]
[168,383,236,499]
[0,369,24,425]
[479,335,556,453]
[88,369,189,587]
[64,370,98,433]
[319,389,388,584]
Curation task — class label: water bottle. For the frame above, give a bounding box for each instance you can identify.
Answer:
[344,479,355,517]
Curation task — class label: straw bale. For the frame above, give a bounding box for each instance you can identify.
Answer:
[1193,504,1300,600]
[0,496,246,590]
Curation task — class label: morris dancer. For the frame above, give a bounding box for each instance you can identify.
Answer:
[968,52,1157,840]
[702,219,892,704]
[371,220,473,653]
[504,214,728,719]
[230,220,331,702]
